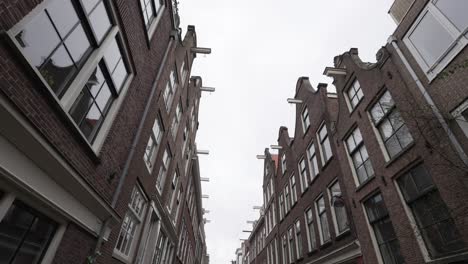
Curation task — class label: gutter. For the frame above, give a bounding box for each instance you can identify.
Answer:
[388,36,468,167]
[90,34,177,262]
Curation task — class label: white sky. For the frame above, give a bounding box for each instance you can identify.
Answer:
[179,1,396,263]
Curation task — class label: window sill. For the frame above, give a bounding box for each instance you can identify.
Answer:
[384,142,415,168]
[307,248,318,256]
[355,176,376,193]
[310,174,320,185]
[426,250,468,264]
[335,229,351,241]
[112,251,131,264]
[300,188,308,197]
[319,240,332,249]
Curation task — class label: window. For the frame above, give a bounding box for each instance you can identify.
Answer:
[307,143,319,180]
[364,193,404,264]
[115,185,147,258]
[316,196,330,244]
[282,234,288,264]
[345,127,374,185]
[295,220,303,258]
[12,0,129,144]
[403,0,468,80]
[284,184,291,213]
[144,117,163,170]
[152,231,168,264]
[370,91,413,159]
[397,165,466,258]
[0,200,58,263]
[163,68,178,111]
[139,0,164,29]
[328,181,349,234]
[180,59,188,85]
[301,107,310,132]
[347,80,364,109]
[290,175,297,205]
[305,208,317,251]
[168,170,179,212]
[156,147,172,192]
[288,227,296,262]
[279,193,285,220]
[281,154,287,175]
[452,99,468,138]
[171,102,182,138]
[318,123,333,164]
[298,158,308,193]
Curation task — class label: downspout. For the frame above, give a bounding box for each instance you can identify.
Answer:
[388,36,468,167]
[89,33,178,263]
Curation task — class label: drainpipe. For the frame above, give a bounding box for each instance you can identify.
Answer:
[89,33,178,263]
[388,36,468,167]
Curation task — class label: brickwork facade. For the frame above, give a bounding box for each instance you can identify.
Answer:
[0,0,209,263]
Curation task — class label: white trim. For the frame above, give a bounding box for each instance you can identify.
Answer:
[361,202,385,264]
[327,179,349,236]
[452,100,468,138]
[304,240,361,264]
[41,225,66,264]
[366,111,391,162]
[343,139,361,187]
[403,1,468,81]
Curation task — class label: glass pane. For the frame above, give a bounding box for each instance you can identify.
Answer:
[95,83,112,112]
[379,119,394,140]
[104,39,121,72]
[364,160,374,178]
[0,203,35,262]
[64,24,90,65]
[352,151,363,167]
[380,91,394,114]
[154,0,162,12]
[13,217,56,264]
[16,12,61,68]
[374,218,397,244]
[346,136,356,152]
[319,126,327,141]
[86,66,106,97]
[436,0,468,32]
[410,165,434,193]
[111,59,127,88]
[46,0,79,38]
[81,0,100,14]
[398,173,418,202]
[365,194,388,222]
[357,166,368,183]
[324,138,332,160]
[389,111,404,131]
[409,11,454,67]
[360,146,369,161]
[396,125,413,149]
[39,45,76,94]
[371,104,385,124]
[80,103,103,139]
[386,135,402,158]
[70,89,94,124]
[89,2,111,43]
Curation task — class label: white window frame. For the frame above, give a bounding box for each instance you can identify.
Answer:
[0,189,66,264]
[315,195,331,245]
[327,180,349,235]
[138,0,165,40]
[298,158,308,193]
[451,99,468,138]
[317,122,333,165]
[403,0,468,81]
[344,127,374,187]
[7,0,134,154]
[289,175,297,205]
[307,142,319,181]
[301,106,310,133]
[304,207,317,252]
[114,184,148,261]
[294,220,302,259]
[164,68,178,112]
[345,80,364,111]
[171,102,182,139]
[156,147,172,193]
[281,153,287,175]
[144,116,163,172]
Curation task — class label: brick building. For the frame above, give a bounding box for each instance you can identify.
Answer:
[237,1,468,264]
[0,0,210,264]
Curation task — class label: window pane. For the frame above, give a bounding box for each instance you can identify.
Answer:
[70,89,94,125]
[0,202,57,264]
[111,59,128,92]
[409,11,454,67]
[435,0,468,32]
[371,104,385,124]
[64,24,91,65]
[87,66,106,97]
[88,2,111,43]
[396,125,413,149]
[46,0,79,38]
[81,0,100,14]
[95,83,112,112]
[40,45,76,94]
[379,119,394,140]
[15,12,61,68]
[365,194,388,222]
[80,103,103,139]
[385,135,402,158]
[323,138,332,160]
[104,39,121,72]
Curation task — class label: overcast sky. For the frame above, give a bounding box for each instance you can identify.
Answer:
[179,1,396,263]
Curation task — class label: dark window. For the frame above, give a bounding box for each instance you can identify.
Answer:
[346,127,374,184]
[140,0,164,29]
[397,165,466,258]
[0,201,57,264]
[364,193,404,264]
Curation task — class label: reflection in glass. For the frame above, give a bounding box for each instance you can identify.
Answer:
[64,25,91,65]
[39,45,76,94]
[46,0,79,37]
[88,2,111,43]
[112,59,128,91]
